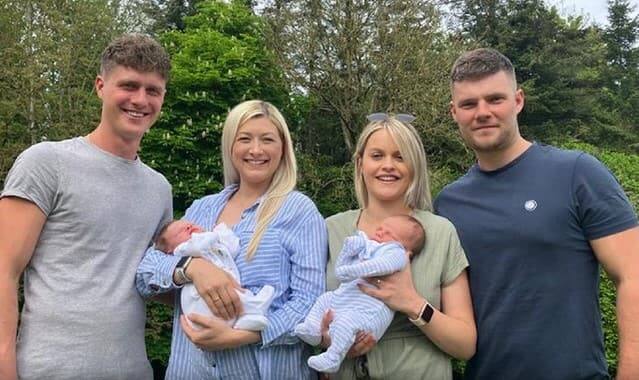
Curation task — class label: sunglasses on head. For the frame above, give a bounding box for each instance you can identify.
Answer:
[366,112,416,124]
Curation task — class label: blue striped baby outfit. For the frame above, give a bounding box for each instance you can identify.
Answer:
[294,232,407,373]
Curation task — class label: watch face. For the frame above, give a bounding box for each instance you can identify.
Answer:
[423,303,434,323]
[177,256,190,268]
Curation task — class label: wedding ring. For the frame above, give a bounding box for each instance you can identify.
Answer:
[212,297,221,302]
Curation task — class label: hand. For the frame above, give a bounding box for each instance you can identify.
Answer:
[319,309,376,357]
[346,331,376,358]
[180,313,260,351]
[358,253,422,315]
[319,309,334,348]
[186,258,243,320]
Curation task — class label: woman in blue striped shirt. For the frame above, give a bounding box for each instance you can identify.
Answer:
[136,100,327,379]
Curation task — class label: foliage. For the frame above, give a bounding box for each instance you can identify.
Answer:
[262,0,469,163]
[297,154,357,217]
[145,302,174,364]
[602,0,639,130]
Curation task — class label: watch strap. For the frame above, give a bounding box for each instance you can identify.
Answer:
[408,301,434,326]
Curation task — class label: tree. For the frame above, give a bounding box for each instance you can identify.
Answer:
[262,0,469,164]
[603,0,639,129]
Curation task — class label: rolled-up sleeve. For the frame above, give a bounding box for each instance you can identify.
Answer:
[261,199,328,347]
[135,247,183,298]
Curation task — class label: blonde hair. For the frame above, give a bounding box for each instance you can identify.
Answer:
[353,117,432,211]
[221,100,297,259]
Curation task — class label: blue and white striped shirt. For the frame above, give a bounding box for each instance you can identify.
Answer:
[136,185,328,379]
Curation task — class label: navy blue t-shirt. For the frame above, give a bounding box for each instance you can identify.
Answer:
[435,143,637,380]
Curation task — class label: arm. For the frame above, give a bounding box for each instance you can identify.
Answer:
[334,233,367,270]
[0,197,46,380]
[135,246,182,298]
[261,200,328,347]
[179,313,260,351]
[359,263,476,359]
[135,197,242,320]
[136,238,242,319]
[592,227,639,380]
[335,244,407,282]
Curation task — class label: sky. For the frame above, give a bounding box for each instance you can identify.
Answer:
[546,0,639,26]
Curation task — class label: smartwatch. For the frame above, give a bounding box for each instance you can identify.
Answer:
[174,256,193,285]
[408,301,434,327]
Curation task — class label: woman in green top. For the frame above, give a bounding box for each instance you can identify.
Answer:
[321,114,476,379]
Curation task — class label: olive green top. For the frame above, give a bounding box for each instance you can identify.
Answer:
[326,209,469,380]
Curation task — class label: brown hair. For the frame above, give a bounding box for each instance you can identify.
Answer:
[394,214,426,257]
[450,48,515,85]
[154,220,176,253]
[100,33,171,80]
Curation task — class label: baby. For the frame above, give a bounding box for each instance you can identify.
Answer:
[294,215,426,373]
[155,220,275,331]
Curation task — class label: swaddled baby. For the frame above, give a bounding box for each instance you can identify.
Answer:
[295,215,425,373]
[155,221,275,330]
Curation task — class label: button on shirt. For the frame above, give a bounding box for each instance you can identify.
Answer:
[136,185,328,379]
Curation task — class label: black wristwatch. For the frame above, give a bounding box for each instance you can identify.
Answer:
[174,256,193,285]
[408,301,434,327]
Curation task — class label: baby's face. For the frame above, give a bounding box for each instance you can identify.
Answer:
[373,217,414,252]
[163,221,203,252]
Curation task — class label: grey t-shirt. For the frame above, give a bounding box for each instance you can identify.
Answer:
[2,137,172,380]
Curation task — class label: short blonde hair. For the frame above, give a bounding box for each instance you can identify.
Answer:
[221,100,297,259]
[353,117,431,211]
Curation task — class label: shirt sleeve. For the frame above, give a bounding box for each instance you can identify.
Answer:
[1,143,59,214]
[573,153,638,240]
[440,221,469,286]
[261,197,328,347]
[135,198,204,298]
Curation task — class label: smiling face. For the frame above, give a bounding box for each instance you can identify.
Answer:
[95,65,165,143]
[359,129,412,207]
[231,116,284,193]
[450,70,524,154]
[160,220,203,253]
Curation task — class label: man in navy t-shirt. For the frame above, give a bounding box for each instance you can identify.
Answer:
[435,48,639,379]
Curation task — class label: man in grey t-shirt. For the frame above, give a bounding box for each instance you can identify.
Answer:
[0,34,173,380]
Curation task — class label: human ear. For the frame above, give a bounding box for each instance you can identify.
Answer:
[515,88,525,114]
[95,75,105,99]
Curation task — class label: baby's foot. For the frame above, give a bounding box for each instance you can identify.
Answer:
[307,351,341,373]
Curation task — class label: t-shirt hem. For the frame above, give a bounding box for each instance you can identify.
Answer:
[0,189,49,215]
[585,217,638,241]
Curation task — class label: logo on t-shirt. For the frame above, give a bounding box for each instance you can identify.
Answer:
[524,200,537,212]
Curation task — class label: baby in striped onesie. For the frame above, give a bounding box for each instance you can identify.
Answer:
[155,221,275,331]
[295,215,426,373]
